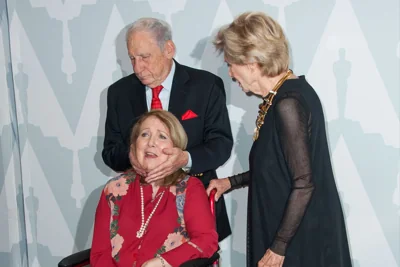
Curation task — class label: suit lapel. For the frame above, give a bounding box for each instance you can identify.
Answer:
[129,75,148,115]
[168,60,189,119]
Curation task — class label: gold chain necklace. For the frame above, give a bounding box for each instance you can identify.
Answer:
[253,69,293,141]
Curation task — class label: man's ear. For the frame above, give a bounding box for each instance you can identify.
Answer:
[164,40,176,59]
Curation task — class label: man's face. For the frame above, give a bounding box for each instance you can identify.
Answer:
[127,31,174,88]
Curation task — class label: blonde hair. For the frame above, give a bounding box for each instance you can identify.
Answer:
[214,11,289,77]
[130,110,187,186]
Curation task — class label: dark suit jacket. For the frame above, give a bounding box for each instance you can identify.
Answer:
[102,60,233,241]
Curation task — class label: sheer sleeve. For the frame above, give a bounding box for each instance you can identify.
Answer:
[270,94,315,256]
[228,171,250,189]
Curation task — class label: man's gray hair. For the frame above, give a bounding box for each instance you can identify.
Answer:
[126,17,172,49]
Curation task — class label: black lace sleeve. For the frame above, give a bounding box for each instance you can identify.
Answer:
[228,171,250,189]
[270,94,315,256]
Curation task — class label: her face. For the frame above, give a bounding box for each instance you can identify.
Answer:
[134,116,174,171]
[226,59,262,95]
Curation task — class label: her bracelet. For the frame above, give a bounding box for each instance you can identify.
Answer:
[157,254,166,267]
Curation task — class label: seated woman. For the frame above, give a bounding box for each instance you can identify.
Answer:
[90,110,218,267]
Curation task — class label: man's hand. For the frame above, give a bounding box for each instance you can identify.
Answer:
[145,148,189,183]
[206,178,231,201]
[129,150,147,176]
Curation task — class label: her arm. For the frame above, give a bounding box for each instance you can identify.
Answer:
[207,171,250,201]
[228,171,250,189]
[270,95,315,256]
[90,189,117,266]
[161,178,218,267]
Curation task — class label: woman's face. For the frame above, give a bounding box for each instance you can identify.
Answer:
[133,116,174,171]
[226,59,262,95]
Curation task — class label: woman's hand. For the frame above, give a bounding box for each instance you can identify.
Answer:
[258,249,285,267]
[141,257,171,267]
[206,178,231,201]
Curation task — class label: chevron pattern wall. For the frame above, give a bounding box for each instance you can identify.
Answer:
[0,0,399,266]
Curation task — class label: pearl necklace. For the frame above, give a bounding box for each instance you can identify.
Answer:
[136,185,165,238]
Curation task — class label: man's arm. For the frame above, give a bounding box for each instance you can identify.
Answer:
[187,77,233,174]
[145,76,233,183]
[102,86,131,172]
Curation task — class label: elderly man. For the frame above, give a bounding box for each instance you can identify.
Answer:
[102,17,233,242]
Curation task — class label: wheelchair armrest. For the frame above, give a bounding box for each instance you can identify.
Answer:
[58,248,91,267]
[179,251,219,267]
[58,248,218,267]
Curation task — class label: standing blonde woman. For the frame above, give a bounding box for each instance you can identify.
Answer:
[207,12,352,267]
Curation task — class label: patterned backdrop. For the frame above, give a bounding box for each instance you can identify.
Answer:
[0,0,399,266]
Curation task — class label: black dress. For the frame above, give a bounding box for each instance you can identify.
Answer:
[229,76,352,267]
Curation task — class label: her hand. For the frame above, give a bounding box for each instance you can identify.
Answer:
[206,178,231,201]
[258,249,285,267]
[141,257,171,267]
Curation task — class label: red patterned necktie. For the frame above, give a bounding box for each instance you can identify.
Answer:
[151,85,163,110]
